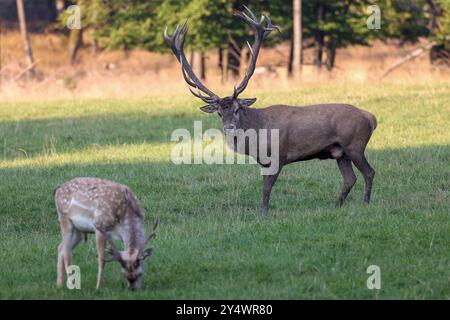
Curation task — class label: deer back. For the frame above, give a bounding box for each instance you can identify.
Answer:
[54,178,144,232]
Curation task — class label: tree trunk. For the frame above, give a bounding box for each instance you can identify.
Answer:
[91,37,100,54]
[325,42,336,71]
[200,53,206,80]
[69,28,83,64]
[222,48,229,81]
[191,51,206,80]
[227,0,241,78]
[239,45,250,77]
[291,0,303,75]
[314,1,325,68]
[16,0,35,77]
[288,38,294,75]
[227,36,241,79]
[48,0,58,22]
[426,0,442,32]
[218,48,224,80]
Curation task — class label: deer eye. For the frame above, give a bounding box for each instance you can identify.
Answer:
[234,108,239,115]
[217,112,222,118]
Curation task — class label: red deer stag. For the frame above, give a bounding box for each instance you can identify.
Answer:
[164,6,377,215]
[55,178,158,290]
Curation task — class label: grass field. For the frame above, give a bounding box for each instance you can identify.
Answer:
[0,81,449,299]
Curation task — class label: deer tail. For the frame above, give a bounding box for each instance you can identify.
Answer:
[53,184,61,196]
[371,114,378,132]
[369,114,378,133]
[363,111,377,134]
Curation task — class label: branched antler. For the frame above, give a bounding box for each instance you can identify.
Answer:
[232,5,280,98]
[164,22,219,104]
[144,217,159,245]
[164,6,278,102]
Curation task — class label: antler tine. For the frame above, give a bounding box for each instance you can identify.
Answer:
[181,59,198,88]
[164,22,220,103]
[246,41,254,60]
[233,10,255,27]
[145,218,159,245]
[164,25,180,57]
[264,16,281,39]
[189,87,219,104]
[180,60,219,103]
[259,15,266,25]
[174,21,188,53]
[232,6,280,98]
[243,4,257,21]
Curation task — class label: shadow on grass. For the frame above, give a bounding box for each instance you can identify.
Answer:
[0,144,448,230]
[0,110,221,159]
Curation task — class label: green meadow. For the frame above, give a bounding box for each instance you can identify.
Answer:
[0,82,449,299]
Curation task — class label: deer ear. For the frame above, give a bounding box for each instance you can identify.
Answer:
[141,247,154,260]
[238,98,256,107]
[199,104,219,113]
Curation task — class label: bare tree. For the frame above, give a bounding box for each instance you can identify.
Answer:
[69,28,83,64]
[218,48,224,80]
[227,35,241,79]
[314,1,325,69]
[16,0,35,77]
[219,47,229,82]
[291,0,303,75]
[190,51,206,80]
[426,0,442,32]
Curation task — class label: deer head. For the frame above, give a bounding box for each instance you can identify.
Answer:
[97,219,159,290]
[164,6,279,135]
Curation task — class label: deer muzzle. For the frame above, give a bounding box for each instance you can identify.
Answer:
[224,124,236,135]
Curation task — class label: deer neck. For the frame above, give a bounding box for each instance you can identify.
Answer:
[120,212,145,253]
[238,107,263,131]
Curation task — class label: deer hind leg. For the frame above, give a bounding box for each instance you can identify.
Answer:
[346,150,375,204]
[95,230,106,289]
[57,242,65,287]
[57,218,73,285]
[57,231,82,287]
[336,156,357,207]
[61,223,83,277]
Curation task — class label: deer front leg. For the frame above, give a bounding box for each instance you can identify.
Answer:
[261,171,280,216]
[95,230,106,289]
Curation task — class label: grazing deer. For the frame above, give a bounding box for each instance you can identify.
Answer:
[54,177,158,290]
[164,6,377,215]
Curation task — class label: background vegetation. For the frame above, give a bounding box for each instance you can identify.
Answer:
[2,0,449,75]
[65,0,450,72]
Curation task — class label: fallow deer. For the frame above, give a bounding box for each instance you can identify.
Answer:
[54,177,158,290]
[164,6,377,215]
